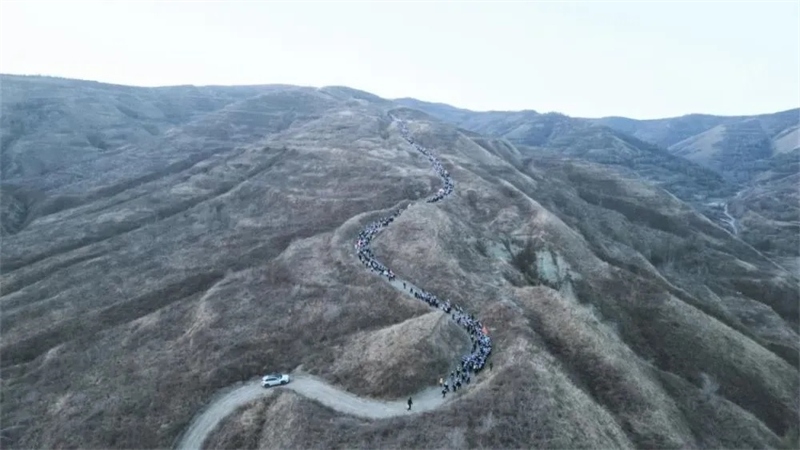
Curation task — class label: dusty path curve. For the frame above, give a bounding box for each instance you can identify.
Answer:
[722,188,747,236]
[175,115,491,449]
[176,374,447,450]
[723,202,738,235]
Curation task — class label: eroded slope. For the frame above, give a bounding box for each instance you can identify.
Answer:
[1,80,797,449]
[214,110,797,449]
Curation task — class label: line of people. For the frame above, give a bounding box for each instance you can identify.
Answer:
[355,209,400,280]
[395,120,454,203]
[353,115,493,400]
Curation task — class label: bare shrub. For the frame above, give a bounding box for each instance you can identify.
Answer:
[466,189,479,210]
[504,235,544,286]
[501,184,517,198]
[474,239,488,257]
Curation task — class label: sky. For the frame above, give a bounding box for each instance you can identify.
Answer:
[1,1,798,119]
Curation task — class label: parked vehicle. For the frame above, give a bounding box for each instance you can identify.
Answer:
[261,373,290,388]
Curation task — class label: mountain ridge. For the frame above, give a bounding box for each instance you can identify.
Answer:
[393,96,799,267]
[0,74,797,449]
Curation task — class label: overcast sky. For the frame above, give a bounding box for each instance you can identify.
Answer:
[1,1,798,119]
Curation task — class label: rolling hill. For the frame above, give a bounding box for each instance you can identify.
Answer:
[395,98,800,268]
[1,75,798,449]
[597,108,800,271]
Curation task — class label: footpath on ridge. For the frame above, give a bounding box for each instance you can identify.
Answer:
[175,115,494,450]
[354,115,492,391]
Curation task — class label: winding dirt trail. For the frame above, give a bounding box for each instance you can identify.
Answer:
[722,188,747,236]
[723,202,738,235]
[175,374,446,450]
[175,115,488,449]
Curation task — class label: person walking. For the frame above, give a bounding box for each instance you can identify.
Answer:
[407,397,413,411]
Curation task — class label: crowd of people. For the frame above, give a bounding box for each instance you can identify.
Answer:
[353,115,493,399]
[355,210,400,280]
[396,120,454,203]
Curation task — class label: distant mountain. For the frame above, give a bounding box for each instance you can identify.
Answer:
[394,99,799,182]
[393,99,736,206]
[594,109,800,183]
[393,98,799,266]
[594,109,798,149]
[595,109,799,270]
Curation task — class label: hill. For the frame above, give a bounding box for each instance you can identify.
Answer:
[394,99,799,267]
[597,109,799,272]
[392,99,739,222]
[593,109,799,155]
[593,109,799,188]
[596,109,800,270]
[1,76,798,449]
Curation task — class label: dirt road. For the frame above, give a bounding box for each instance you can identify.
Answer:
[175,274,450,450]
[175,374,446,450]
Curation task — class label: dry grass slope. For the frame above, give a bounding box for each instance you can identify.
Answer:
[1,77,797,449]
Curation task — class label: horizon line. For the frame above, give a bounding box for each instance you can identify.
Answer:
[2,71,797,122]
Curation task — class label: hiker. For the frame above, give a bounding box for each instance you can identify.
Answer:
[489,362,493,372]
[407,397,413,411]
